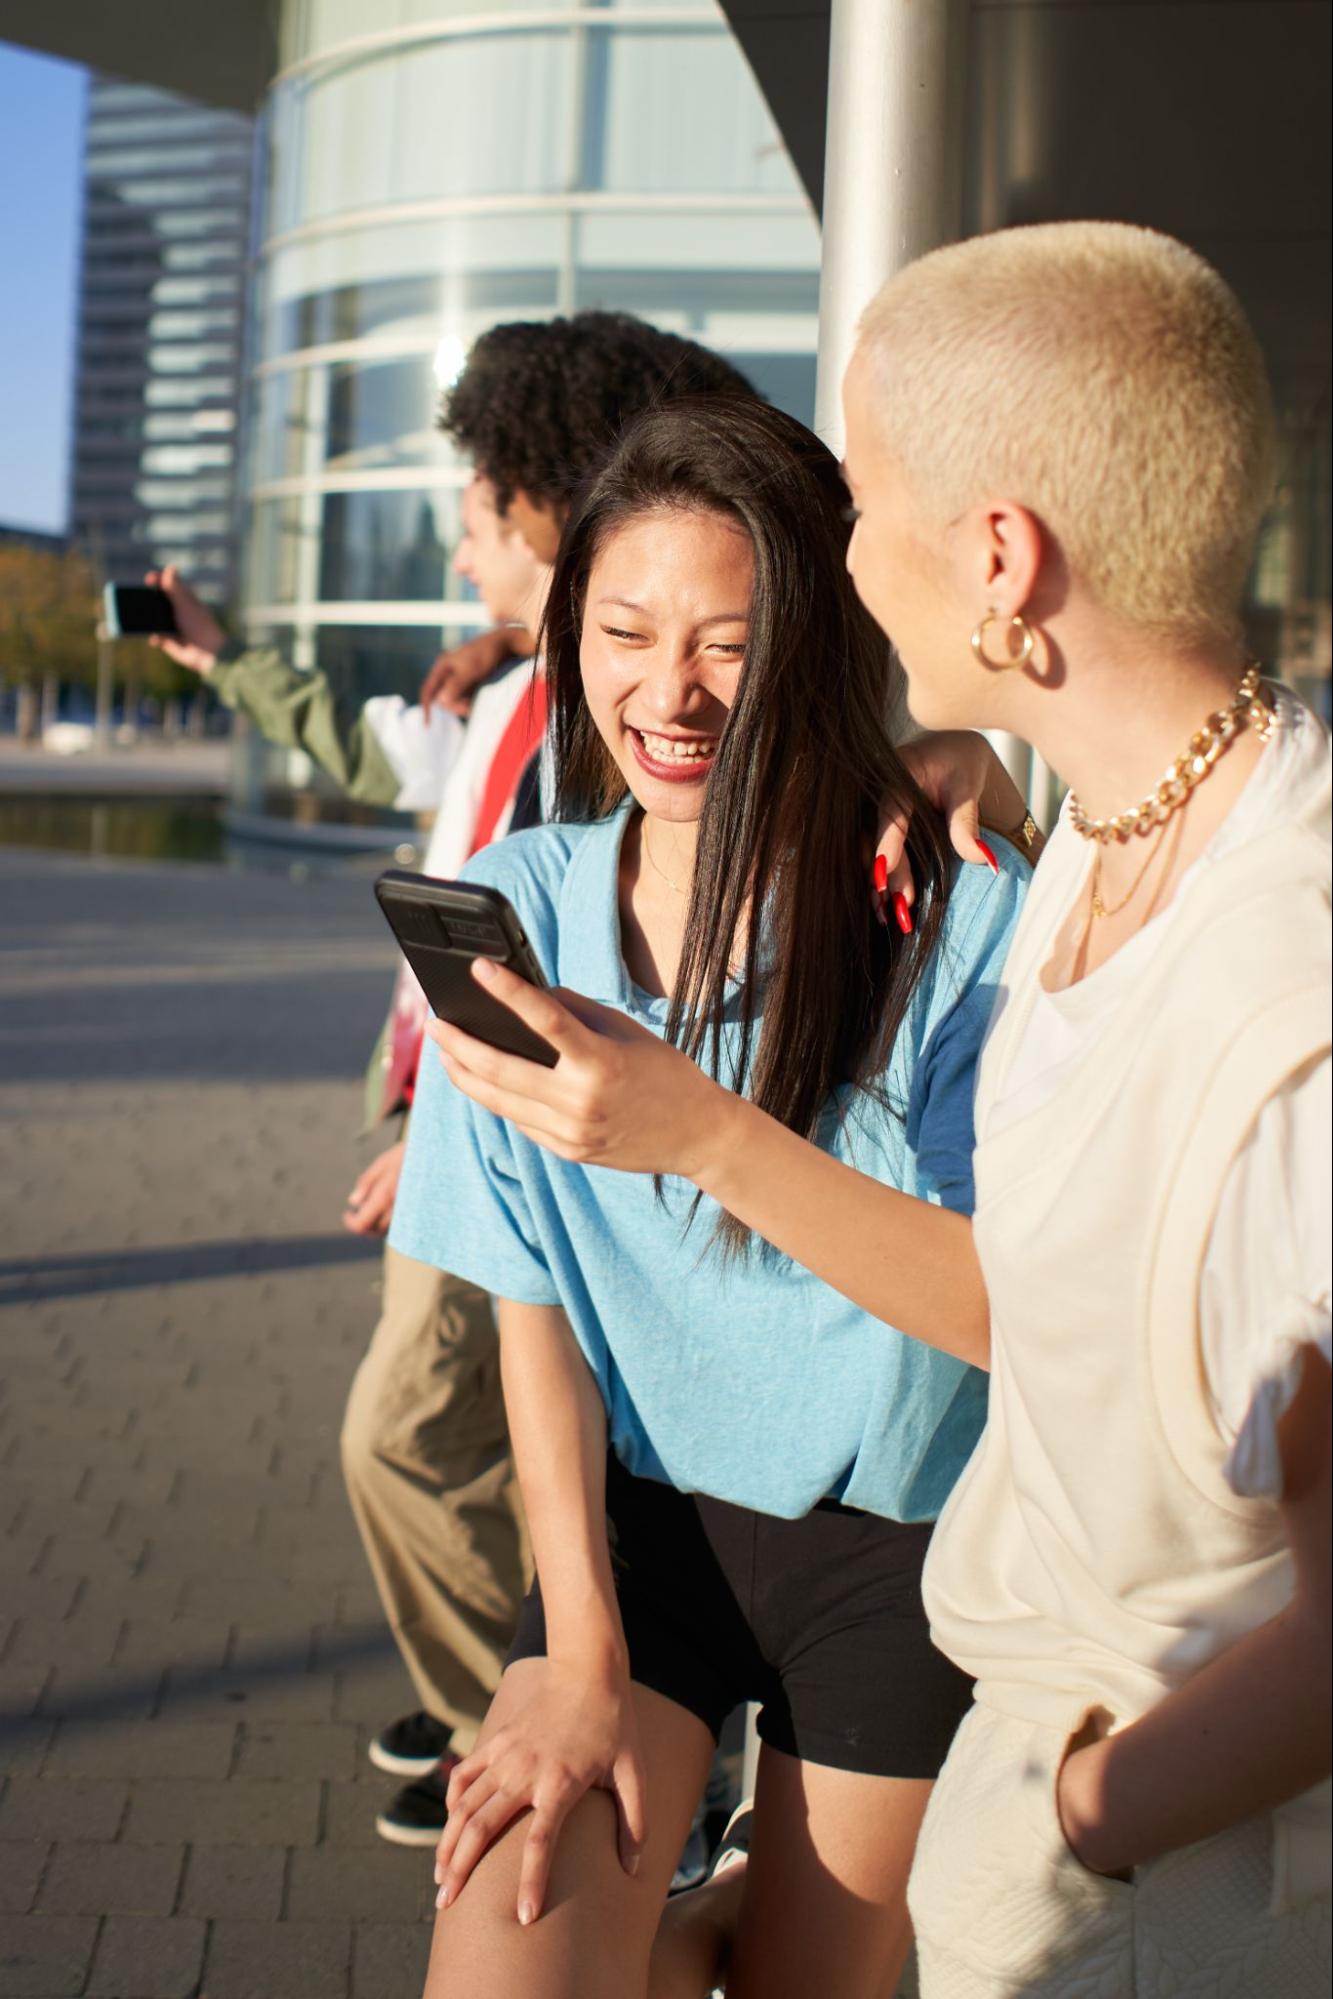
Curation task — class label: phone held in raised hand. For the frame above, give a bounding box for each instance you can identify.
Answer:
[373,870,558,1068]
[102,583,179,639]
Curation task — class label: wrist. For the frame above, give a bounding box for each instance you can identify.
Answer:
[543,1573,628,1681]
[547,1633,630,1684]
[978,760,1028,835]
[1058,1739,1129,1878]
[991,806,1041,861]
[682,1083,754,1196]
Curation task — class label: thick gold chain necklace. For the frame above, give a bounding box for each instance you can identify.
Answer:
[1068,663,1272,846]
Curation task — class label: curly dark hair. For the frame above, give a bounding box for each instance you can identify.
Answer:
[438,311,757,514]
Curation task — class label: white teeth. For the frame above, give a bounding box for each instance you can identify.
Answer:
[638,731,715,762]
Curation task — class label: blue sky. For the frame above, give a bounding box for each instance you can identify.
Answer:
[0,42,87,535]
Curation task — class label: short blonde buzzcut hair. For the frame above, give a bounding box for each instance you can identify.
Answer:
[857,222,1275,639]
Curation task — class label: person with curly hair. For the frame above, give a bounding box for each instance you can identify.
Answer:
[436,312,757,563]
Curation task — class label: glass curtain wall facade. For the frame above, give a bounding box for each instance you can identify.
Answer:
[70,78,254,604]
[241,0,821,751]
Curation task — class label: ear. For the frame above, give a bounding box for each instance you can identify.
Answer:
[505,489,564,565]
[960,500,1043,619]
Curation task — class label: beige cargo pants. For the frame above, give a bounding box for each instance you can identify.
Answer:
[340,1244,529,1755]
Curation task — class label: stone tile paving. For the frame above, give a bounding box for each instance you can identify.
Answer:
[0,850,434,1998]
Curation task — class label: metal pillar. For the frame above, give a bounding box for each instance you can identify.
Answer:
[741,0,969,1816]
[811,0,1041,813]
[814,0,964,452]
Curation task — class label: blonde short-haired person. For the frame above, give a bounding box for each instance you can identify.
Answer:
[426,220,1330,1995]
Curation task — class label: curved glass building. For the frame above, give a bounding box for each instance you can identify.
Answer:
[240,0,821,729]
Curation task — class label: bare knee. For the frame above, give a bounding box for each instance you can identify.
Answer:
[422,1824,534,1999]
[422,1791,659,1999]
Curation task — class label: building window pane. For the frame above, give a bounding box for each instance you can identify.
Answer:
[268,33,572,234]
[324,357,444,472]
[247,497,309,604]
[145,378,238,405]
[141,444,235,474]
[318,488,457,602]
[588,27,797,196]
[151,343,242,374]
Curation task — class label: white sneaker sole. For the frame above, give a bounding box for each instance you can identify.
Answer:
[368,1742,447,1778]
[374,1810,448,1848]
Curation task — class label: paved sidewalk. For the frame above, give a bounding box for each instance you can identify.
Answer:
[0,849,437,1998]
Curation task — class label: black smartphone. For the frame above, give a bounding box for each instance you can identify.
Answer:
[374,870,558,1068]
[102,583,179,639]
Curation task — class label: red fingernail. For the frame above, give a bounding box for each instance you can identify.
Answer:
[873,853,889,895]
[893,893,914,935]
[977,839,999,875]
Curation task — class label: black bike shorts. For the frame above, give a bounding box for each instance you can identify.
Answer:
[508,1454,973,1780]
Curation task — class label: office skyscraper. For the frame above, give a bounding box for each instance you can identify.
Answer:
[69,76,254,605]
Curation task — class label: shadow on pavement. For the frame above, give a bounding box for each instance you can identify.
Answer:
[0,1232,382,1305]
[0,1625,401,1744]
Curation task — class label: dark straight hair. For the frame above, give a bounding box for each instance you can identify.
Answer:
[541,396,953,1247]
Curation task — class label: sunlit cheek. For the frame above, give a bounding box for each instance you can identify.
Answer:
[705,659,743,717]
[579,642,632,745]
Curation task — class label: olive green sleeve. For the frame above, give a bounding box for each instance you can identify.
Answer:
[207,644,401,808]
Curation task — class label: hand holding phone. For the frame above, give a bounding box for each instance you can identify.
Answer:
[374,871,558,1067]
[102,583,179,639]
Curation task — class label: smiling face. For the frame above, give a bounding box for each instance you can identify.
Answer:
[579,506,753,822]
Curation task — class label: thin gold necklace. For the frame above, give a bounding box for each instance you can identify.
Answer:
[1068,662,1271,845]
[1089,817,1171,921]
[641,819,689,895]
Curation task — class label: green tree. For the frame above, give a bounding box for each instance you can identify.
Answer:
[0,544,99,689]
[0,545,196,735]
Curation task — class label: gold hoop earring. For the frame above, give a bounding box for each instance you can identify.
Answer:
[970,612,1035,672]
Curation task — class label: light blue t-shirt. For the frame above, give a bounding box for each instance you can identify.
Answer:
[391,806,1028,1522]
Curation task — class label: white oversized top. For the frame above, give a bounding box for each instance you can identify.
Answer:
[989,690,1332,1496]
[923,687,1330,1747]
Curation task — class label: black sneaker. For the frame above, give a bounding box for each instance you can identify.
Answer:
[375,1765,456,1848]
[369,1710,454,1778]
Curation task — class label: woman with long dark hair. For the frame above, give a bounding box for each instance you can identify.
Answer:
[391,395,1027,1998]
